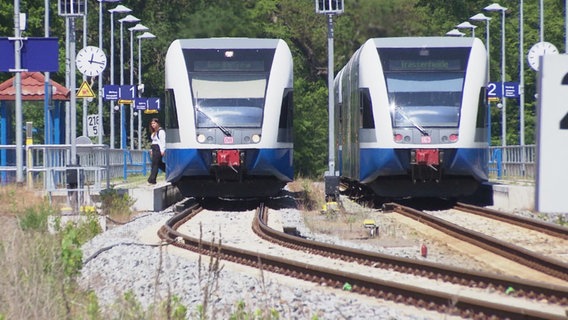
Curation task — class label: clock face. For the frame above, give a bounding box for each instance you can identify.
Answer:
[527,41,559,71]
[76,46,107,77]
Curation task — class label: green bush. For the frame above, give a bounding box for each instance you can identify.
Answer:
[99,187,135,220]
[18,201,57,231]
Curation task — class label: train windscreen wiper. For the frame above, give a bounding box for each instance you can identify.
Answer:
[195,106,232,137]
[396,107,428,136]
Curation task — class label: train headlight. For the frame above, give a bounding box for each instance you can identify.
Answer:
[251,134,261,143]
[394,134,403,142]
[449,134,458,142]
[197,134,206,143]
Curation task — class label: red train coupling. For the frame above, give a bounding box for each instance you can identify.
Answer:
[414,149,439,166]
[216,150,240,167]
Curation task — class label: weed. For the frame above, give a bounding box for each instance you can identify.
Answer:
[288,177,325,211]
[18,201,57,231]
[99,187,135,221]
[61,225,84,278]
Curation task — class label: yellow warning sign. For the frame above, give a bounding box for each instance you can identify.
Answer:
[77,81,96,98]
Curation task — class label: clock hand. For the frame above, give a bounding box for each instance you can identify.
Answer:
[89,53,94,64]
[91,60,106,65]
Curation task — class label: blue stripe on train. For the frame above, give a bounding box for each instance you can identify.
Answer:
[166,148,293,182]
[358,147,488,183]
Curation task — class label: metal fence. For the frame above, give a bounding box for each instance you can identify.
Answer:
[1,143,535,192]
[0,144,150,206]
[489,145,535,182]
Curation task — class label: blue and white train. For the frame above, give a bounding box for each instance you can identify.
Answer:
[334,37,488,198]
[164,38,294,198]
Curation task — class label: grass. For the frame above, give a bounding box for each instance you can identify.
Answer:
[0,183,298,319]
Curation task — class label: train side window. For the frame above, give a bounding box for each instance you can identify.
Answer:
[476,87,487,129]
[360,88,375,128]
[164,89,179,129]
[278,89,293,130]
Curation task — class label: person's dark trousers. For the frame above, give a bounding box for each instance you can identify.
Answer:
[148,144,164,184]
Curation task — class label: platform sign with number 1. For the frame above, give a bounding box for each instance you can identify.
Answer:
[536,54,568,213]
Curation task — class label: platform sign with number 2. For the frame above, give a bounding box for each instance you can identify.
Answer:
[536,54,568,213]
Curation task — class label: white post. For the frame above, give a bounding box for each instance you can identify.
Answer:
[137,36,142,149]
[129,28,134,150]
[110,10,115,148]
[97,0,103,144]
[82,0,88,137]
[501,9,506,147]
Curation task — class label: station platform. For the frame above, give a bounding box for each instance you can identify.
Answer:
[487,181,534,211]
[125,181,184,212]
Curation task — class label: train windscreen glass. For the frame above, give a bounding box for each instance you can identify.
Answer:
[183,48,275,128]
[378,47,470,128]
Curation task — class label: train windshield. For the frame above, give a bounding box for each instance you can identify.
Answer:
[378,47,470,128]
[183,48,275,128]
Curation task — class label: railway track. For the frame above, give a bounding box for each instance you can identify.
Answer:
[158,201,568,320]
[389,202,568,281]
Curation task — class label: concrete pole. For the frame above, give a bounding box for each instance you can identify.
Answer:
[44,0,51,145]
[129,29,134,150]
[14,0,24,183]
[486,20,491,145]
[82,0,88,137]
[519,0,525,147]
[539,0,544,42]
[70,17,78,165]
[110,11,116,148]
[501,9,506,147]
[137,37,142,150]
[120,21,125,149]
[98,0,104,144]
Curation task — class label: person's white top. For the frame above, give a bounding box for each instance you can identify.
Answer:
[151,128,166,154]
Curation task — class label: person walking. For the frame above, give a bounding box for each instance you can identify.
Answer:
[148,118,166,185]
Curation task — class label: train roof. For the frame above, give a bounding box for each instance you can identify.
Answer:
[172,38,284,50]
[368,37,480,48]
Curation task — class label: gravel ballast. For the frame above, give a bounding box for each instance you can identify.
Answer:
[79,205,453,319]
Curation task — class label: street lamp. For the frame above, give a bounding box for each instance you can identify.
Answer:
[519,0,525,147]
[118,14,140,150]
[445,29,465,37]
[97,0,121,145]
[456,21,477,38]
[129,23,149,150]
[485,3,507,147]
[470,13,492,145]
[108,4,131,149]
[137,31,156,150]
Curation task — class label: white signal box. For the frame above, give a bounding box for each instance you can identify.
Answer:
[535,54,568,213]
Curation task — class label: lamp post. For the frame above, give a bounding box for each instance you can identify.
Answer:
[97,0,121,145]
[456,21,477,38]
[82,0,88,138]
[108,5,131,149]
[445,29,465,37]
[137,31,156,150]
[129,23,149,150]
[118,14,140,150]
[485,3,507,147]
[470,13,492,145]
[519,0,525,147]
